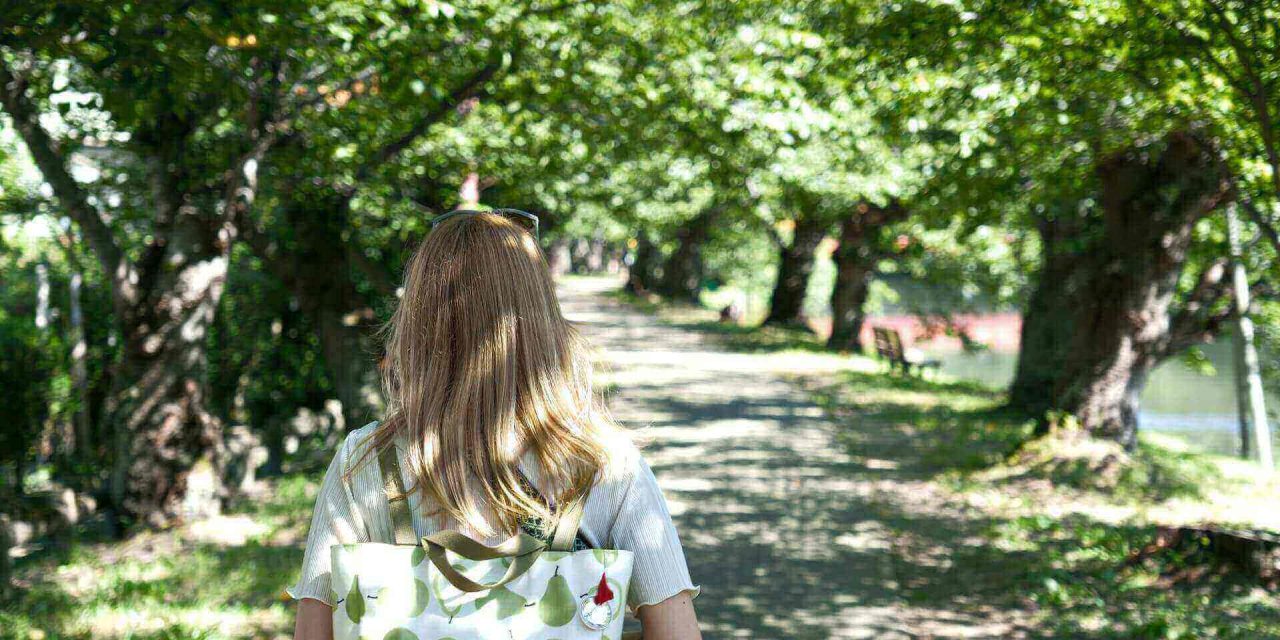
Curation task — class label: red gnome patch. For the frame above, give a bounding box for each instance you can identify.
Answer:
[593,573,614,605]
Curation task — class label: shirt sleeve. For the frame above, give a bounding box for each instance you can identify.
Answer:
[607,453,701,612]
[285,435,368,606]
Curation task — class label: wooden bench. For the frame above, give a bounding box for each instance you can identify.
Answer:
[872,326,941,377]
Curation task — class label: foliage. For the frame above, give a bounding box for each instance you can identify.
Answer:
[4,0,1280,634]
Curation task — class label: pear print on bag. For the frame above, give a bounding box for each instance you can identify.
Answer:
[408,578,430,617]
[345,576,366,623]
[538,567,576,627]
[330,542,635,638]
[591,549,618,567]
[327,443,638,640]
[429,563,469,622]
[475,585,526,620]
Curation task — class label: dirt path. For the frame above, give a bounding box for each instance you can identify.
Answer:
[559,276,1016,640]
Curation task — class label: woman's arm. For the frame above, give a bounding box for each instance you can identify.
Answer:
[637,591,702,640]
[294,598,334,640]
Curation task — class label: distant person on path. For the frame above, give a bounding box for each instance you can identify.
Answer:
[289,211,702,639]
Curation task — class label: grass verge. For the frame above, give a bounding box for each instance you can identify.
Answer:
[1,475,319,640]
[809,370,1280,639]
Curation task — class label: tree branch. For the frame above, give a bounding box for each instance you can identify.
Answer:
[1132,0,1254,99]
[353,61,502,183]
[1164,257,1232,358]
[1239,196,1280,261]
[346,244,399,297]
[0,58,133,303]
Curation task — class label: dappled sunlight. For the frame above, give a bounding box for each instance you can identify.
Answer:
[559,277,1028,638]
[187,514,272,547]
[5,472,318,639]
[555,275,1280,636]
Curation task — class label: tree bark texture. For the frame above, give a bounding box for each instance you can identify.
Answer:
[764,215,829,328]
[1007,214,1084,419]
[827,200,907,352]
[1051,131,1234,447]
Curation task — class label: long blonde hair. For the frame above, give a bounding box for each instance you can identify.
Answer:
[357,212,626,538]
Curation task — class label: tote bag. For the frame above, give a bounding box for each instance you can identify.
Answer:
[330,444,636,640]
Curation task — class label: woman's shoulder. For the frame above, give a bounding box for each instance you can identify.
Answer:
[592,431,652,489]
[349,419,381,440]
[335,419,383,475]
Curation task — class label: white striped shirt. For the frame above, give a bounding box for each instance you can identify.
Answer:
[287,421,700,611]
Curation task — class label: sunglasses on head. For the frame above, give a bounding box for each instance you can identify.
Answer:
[430,208,540,241]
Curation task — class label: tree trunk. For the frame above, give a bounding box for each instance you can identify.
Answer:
[625,232,659,295]
[107,225,228,527]
[570,238,591,273]
[587,234,605,272]
[1226,203,1274,466]
[764,215,828,328]
[1007,215,1082,419]
[654,207,718,303]
[68,271,91,459]
[827,261,873,352]
[827,201,907,352]
[546,239,572,277]
[4,63,245,527]
[281,193,382,433]
[1051,131,1234,447]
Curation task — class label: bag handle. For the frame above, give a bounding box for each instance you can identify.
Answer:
[419,493,586,591]
[423,530,546,592]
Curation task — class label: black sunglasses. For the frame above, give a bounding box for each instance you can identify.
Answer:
[430,208,540,241]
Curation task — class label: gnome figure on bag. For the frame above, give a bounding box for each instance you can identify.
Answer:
[578,573,616,630]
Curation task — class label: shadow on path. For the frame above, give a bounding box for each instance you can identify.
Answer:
[559,277,1028,639]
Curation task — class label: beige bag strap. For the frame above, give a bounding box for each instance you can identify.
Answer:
[423,530,546,592]
[378,444,416,546]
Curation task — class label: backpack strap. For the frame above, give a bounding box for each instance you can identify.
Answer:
[378,444,416,546]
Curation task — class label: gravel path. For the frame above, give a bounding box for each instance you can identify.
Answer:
[559,276,1016,640]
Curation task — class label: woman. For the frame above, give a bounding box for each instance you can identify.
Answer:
[289,211,702,639]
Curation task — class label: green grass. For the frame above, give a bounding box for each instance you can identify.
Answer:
[605,287,831,354]
[1,475,319,640]
[807,369,1280,639]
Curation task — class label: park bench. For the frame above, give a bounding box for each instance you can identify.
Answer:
[872,326,941,377]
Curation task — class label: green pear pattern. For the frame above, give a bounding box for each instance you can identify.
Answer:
[591,549,618,567]
[538,567,576,627]
[332,542,632,638]
[474,585,526,620]
[429,563,468,621]
[346,576,366,623]
[408,578,430,617]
